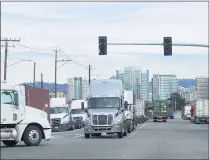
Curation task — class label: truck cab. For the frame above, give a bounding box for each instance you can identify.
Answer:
[50,104,74,132]
[84,79,127,139]
[71,100,87,129]
[1,83,51,147]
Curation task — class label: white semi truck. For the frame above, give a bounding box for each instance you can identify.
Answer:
[71,100,87,128]
[50,98,75,132]
[1,83,51,146]
[84,79,127,138]
[124,90,135,133]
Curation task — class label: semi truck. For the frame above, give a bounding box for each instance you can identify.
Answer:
[50,98,75,132]
[153,101,168,122]
[135,99,146,123]
[191,99,209,124]
[182,105,191,120]
[71,100,87,128]
[124,91,135,133]
[1,83,51,146]
[84,79,127,138]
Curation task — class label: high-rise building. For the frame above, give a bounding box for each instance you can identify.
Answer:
[123,66,141,97]
[152,74,178,100]
[141,70,149,101]
[82,78,89,99]
[67,77,83,100]
[74,77,83,100]
[116,70,124,82]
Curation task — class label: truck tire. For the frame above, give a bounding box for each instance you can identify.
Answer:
[85,133,90,138]
[117,132,123,138]
[23,125,43,146]
[2,140,18,147]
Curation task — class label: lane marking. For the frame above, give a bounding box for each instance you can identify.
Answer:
[128,123,146,138]
[186,120,208,132]
[73,135,84,139]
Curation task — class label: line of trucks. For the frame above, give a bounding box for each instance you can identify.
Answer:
[182,99,209,124]
[0,79,147,146]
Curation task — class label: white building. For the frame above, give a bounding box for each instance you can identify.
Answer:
[123,66,141,97]
[141,70,149,101]
[152,74,178,100]
[82,79,89,99]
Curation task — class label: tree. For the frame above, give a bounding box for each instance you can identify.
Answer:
[167,92,185,111]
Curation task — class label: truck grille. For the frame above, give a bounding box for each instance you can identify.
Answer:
[92,114,113,125]
[51,118,61,125]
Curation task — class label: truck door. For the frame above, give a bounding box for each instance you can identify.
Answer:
[1,89,24,124]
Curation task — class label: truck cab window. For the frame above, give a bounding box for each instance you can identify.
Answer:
[1,91,15,105]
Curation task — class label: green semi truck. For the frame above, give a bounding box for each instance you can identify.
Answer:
[153,101,168,122]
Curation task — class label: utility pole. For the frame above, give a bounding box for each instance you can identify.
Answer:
[88,65,91,86]
[1,38,20,81]
[33,62,36,86]
[41,73,44,88]
[54,49,58,98]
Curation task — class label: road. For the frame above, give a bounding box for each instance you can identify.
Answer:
[1,118,208,159]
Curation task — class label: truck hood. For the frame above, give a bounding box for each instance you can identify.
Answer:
[50,113,67,119]
[71,113,87,120]
[88,108,119,116]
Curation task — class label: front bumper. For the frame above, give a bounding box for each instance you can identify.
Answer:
[84,124,123,134]
[43,128,52,140]
[51,123,68,132]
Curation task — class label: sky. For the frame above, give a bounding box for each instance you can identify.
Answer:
[1,2,208,85]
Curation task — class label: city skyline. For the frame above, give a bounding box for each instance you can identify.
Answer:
[1,2,208,85]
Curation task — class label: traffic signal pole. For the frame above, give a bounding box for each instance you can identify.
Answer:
[106,43,208,48]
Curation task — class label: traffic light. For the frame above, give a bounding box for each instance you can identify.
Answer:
[163,37,172,56]
[99,36,107,55]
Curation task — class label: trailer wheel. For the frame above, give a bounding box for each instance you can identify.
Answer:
[85,133,90,139]
[2,140,18,147]
[23,125,43,146]
[117,132,123,138]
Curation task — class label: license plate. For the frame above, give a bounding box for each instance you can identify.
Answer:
[102,132,107,136]
[55,126,58,129]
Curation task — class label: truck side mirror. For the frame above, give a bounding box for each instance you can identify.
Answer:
[14,92,19,108]
[124,101,128,110]
[81,102,85,110]
[84,108,88,113]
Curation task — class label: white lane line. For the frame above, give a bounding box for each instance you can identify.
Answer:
[128,123,146,138]
[186,120,209,132]
[73,135,84,139]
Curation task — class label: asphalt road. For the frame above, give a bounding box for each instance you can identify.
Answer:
[1,118,208,159]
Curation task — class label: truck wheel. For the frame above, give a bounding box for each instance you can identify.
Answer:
[117,132,123,138]
[127,126,131,133]
[23,125,42,146]
[85,133,90,138]
[2,140,18,147]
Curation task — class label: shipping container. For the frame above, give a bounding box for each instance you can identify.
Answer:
[153,101,168,122]
[25,85,50,121]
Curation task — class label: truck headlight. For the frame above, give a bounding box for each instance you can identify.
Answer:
[84,117,91,125]
[112,114,123,125]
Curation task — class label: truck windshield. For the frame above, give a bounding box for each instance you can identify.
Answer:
[88,97,120,109]
[71,109,85,114]
[1,90,15,105]
[50,107,68,114]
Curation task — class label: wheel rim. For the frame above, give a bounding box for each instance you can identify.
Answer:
[29,130,40,143]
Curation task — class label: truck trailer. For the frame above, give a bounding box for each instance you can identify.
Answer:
[1,83,51,146]
[153,101,168,122]
[191,99,209,124]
